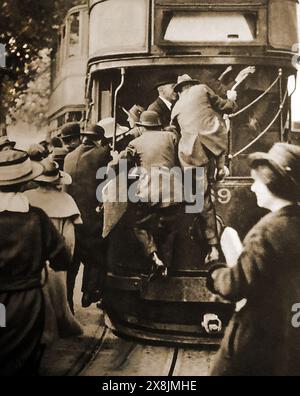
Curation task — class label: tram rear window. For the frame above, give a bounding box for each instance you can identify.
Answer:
[162,11,257,43]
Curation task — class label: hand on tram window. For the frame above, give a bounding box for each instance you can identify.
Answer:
[227,90,237,102]
[235,66,256,84]
[205,245,220,265]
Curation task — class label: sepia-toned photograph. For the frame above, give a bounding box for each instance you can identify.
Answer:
[1,0,300,380]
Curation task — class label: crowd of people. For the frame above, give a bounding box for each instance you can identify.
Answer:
[1,67,300,376]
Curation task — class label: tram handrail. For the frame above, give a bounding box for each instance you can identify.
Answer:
[228,69,282,119]
[229,87,288,159]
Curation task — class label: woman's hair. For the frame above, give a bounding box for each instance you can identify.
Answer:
[252,163,300,202]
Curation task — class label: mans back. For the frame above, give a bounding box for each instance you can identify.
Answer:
[129,130,178,171]
[64,143,110,227]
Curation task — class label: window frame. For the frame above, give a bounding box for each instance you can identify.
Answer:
[154,3,267,49]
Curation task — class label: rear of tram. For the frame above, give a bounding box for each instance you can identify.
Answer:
[86,0,299,345]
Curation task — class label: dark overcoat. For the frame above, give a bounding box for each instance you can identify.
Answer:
[64,142,111,258]
[148,97,171,129]
[209,205,300,376]
[0,207,70,375]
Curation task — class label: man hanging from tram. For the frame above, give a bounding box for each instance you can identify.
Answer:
[171,74,238,263]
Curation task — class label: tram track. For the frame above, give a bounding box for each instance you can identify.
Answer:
[78,327,217,377]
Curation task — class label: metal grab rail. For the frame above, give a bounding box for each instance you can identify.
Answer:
[228,69,282,119]
[229,87,288,159]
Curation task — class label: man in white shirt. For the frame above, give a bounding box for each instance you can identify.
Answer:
[148,76,177,128]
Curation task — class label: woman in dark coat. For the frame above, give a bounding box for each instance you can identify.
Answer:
[0,150,71,376]
[208,142,300,376]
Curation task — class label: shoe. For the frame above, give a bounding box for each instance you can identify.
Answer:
[81,292,101,308]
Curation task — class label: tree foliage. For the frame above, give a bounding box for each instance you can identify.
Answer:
[0,0,86,130]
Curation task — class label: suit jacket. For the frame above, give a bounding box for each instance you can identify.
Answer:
[171,84,237,167]
[209,205,300,376]
[148,97,172,129]
[122,130,181,205]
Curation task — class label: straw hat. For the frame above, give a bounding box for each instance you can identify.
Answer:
[97,118,129,139]
[35,157,72,185]
[0,149,43,186]
[174,74,200,93]
[0,136,16,150]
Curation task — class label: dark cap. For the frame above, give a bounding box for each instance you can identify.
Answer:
[60,123,81,140]
[154,74,177,90]
[81,124,105,139]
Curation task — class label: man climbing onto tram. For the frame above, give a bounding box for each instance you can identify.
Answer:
[115,110,182,280]
[171,74,238,264]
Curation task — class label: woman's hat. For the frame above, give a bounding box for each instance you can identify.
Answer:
[0,136,16,150]
[97,118,129,139]
[174,74,200,93]
[35,157,72,185]
[0,149,43,186]
[122,105,145,122]
[135,111,162,128]
[249,143,300,189]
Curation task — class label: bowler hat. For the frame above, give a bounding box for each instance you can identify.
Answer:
[60,123,81,140]
[154,74,177,90]
[135,111,162,128]
[81,124,105,138]
[97,118,129,139]
[249,143,300,190]
[0,149,43,186]
[35,157,72,185]
[0,136,16,150]
[122,105,145,122]
[174,74,200,93]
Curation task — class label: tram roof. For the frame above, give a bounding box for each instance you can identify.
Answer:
[88,0,299,67]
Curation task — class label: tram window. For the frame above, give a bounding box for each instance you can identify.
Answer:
[66,111,82,123]
[162,11,257,43]
[68,12,80,58]
[89,0,149,56]
[269,0,299,50]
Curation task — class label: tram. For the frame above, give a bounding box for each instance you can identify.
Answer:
[50,0,299,345]
[48,4,89,135]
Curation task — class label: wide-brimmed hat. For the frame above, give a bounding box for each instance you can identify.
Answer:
[122,105,145,122]
[174,74,200,93]
[60,123,81,140]
[97,118,129,139]
[0,136,16,150]
[135,111,162,128]
[0,149,43,186]
[154,74,177,90]
[249,143,300,190]
[35,157,72,185]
